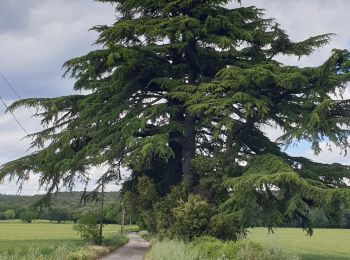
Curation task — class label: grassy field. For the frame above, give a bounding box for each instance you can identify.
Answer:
[248,227,350,260]
[0,220,132,259]
[1,221,349,259]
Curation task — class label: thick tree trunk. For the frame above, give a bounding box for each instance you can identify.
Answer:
[168,114,184,187]
[166,100,184,191]
[182,114,196,187]
[182,39,198,189]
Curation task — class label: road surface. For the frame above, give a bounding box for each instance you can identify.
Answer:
[100,232,150,260]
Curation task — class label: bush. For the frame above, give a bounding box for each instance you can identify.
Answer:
[237,242,300,260]
[125,225,141,233]
[4,209,15,220]
[171,195,214,240]
[154,186,184,238]
[191,236,262,259]
[139,230,149,239]
[67,246,109,260]
[102,234,128,248]
[210,212,246,241]
[73,213,101,245]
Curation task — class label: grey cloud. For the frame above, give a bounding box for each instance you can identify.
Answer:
[241,0,350,67]
[0,0,44,33]
[0,0,115,99]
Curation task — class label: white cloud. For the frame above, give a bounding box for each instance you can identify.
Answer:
[288,141,349,165]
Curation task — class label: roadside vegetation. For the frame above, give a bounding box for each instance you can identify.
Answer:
[145,236,298,260]
[0,220,135,260]
[145,228,350,260]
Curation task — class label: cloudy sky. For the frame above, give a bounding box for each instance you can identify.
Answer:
[0,0,349,195]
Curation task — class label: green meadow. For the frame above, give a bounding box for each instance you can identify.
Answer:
[248,227,350,260]
[1,221,349,259]
[0,220,128,259]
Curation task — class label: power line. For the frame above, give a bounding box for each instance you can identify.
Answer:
[0,96,29,136]
[0,71,34,115]
[0,72,22,100]
[0,71,35,136]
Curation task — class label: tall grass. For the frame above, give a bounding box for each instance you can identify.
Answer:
[0,221,130,260]
[145,239,199,260]
[0,236,128,260]
[0,241,83,260]
[145,236,299,260]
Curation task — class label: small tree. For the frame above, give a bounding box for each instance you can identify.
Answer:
[20,210,37,223]
[73,213,101,245]
[4,210,15,220]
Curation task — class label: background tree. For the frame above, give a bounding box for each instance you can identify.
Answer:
[105,203,120,224]
[1,0,350,238]
[49,208,70,224]
[20,210,37,223]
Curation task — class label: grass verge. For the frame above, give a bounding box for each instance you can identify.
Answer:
[145,236,298,260]
[0,221,132,260]
[0,235,128,260]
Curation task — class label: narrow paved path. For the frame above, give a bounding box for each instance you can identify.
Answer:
[100,232,150,260]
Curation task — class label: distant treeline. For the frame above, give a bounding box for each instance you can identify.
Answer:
[248,206,350,229]
[1,191,349,229]
[0,192,123,223]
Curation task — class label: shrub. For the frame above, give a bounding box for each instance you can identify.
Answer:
[192,236,232,259]
[237,241,300,260]
[210,212,246,241]
[191,236,262,259]
[73,213,101,245]
[139,230,149,239]
[154,186,184,238]
[67,246,109,260]
[4,209,15,220]
[102,234,128,248]
[171,195,214,240]
[125,225,141,233]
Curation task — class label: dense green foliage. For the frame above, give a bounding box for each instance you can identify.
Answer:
[1,0,350,239]
[20,209,37,223]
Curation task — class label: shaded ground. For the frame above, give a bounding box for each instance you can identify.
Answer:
[100,233,150,260]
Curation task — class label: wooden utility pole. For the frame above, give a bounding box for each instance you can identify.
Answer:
[120,200,125,236]
[99,178,105,246]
